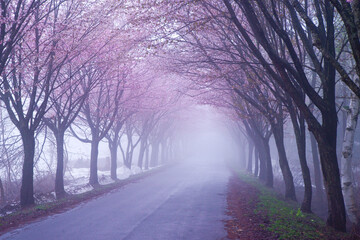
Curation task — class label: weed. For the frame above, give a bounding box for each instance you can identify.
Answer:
[35,205,50,211]
[238,172,349,240]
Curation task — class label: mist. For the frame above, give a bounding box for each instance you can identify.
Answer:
[173,106,239,166]
[0,0,359,238]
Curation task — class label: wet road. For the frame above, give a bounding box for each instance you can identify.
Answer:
[1,158,230,240]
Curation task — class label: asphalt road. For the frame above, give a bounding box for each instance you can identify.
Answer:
[1,158,230,240]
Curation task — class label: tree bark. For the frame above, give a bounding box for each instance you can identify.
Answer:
[337,107,347,167]
[144,144,150,170]
[341,89,360,227]
[0,178,5,205]
[150,141,160,167]
[264,140,273,188]
[288,104,312,212]
[254,147,259,177]
[20,129,35,207]
[160,140,167,164]
[320,2,346,231]
[317,137,346,232]
[295,126,312,212]
[247,140,254,173]
[89,139,99,186]
[55,130,66,199]
[138,138,146,169]
[272,124,296,201]
[310,132,323,202]
[124,154,132,169]
[258,136,273,188]
[257,144,266,181]
[109,139,118,180]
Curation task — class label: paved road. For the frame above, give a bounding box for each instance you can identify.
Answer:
[1,157,230,240]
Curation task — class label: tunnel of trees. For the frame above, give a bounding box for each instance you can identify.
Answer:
[0,0,359,234]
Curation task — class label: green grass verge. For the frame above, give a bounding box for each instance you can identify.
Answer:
[238,172,350,240]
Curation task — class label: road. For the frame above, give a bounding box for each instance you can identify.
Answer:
[1,157,230,240]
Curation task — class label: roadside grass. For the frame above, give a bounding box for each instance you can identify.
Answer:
[238,172,351,240]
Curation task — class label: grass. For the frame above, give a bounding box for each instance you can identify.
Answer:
[238,172,350,240]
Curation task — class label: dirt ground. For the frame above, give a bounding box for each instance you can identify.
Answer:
[225,175,277,240]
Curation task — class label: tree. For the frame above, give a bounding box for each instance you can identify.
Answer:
[290,0,360,98]
[0,0,77,207]
[106,110,129,179]
[119,118,142,169]
[221,0,346,230]
[0,0,40,77]
[242,111,273,187]
[341,82,360,228]
[43,62,93,198]
[71,63,124,186]
[42,0,111,198]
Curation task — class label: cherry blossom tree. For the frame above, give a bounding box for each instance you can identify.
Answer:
[41,0,128,198]
[0,0,80,207]
[106,108,132,179]
[71,62,125,186]
[0,0,40,78]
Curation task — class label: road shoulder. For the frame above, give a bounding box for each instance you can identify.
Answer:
[0,166,166,235]
[225,172,351,240]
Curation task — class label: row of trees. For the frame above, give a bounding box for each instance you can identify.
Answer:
[1,0,359,234]
[143,0,360,233]
[0,0,182,209]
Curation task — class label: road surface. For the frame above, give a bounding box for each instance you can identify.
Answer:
[1,157,230,240]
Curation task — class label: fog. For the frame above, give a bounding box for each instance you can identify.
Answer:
[171,106,240,166]
[0,0,359,237]
[1,106,239,240]
[54,106,239,171]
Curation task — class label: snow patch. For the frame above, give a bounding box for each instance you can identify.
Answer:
[64,165,144,194]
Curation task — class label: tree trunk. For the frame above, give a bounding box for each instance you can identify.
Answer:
[55,130,66,199]
[258,143,267,182]
[150,141,160,167]
[89,139,99,186]
[0,178,5,205]
[321,2,346,231]
[313,103,347,231]
[109,140,118,180]
[20,129,35,207]
[295,126,312,212]
[259,137,273,188]
[317,139,346,232]
[341,90,360,227]
[124,160,130,169]
[272,124,296,201]
[337,109,347,167]
[144,144,150,170]
[308,50,324,204]
[288,106,312,212]
[138,138,146,169]
[124,153,132,169]
[247,140,254,173]
[254,147,259,177]
[310,132,323,202]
